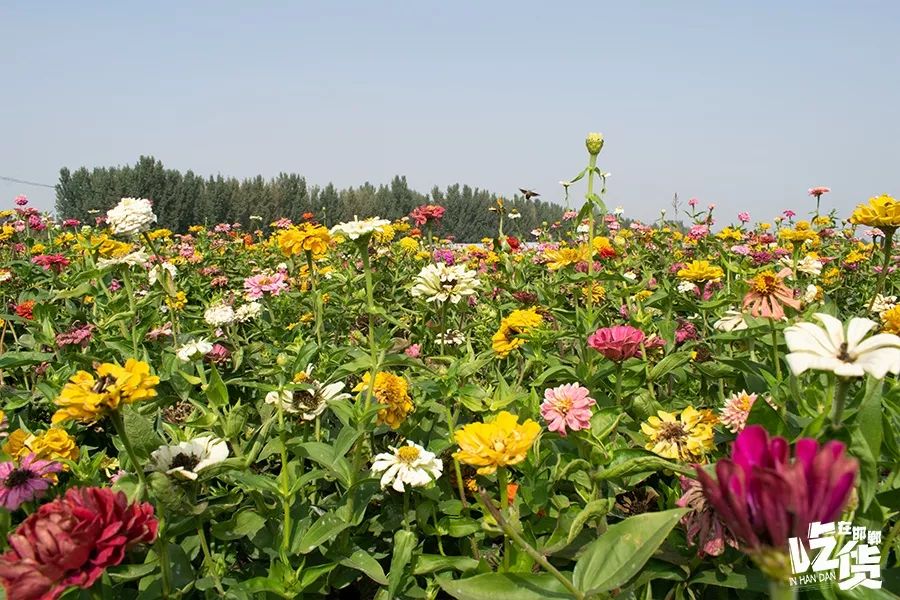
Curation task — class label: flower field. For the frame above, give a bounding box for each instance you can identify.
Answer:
[0,135,899,600]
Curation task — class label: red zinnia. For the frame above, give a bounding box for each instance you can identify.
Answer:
[0,487,158,600]
[14,300,35,320]
[587,325,646,362]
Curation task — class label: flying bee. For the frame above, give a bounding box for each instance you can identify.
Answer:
[518,188,540,200]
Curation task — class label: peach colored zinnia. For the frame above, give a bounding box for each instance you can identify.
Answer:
[741,268,800,320]
[540,383,596,436]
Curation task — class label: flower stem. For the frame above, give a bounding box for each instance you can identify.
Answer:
[306,250,322,347]
[358,238,378,409]
[868,228,895,311]
[767,579,797,600]
[831,377,851,427]
[110,411,171,598]
[477,489,585,600]
[769,319,782,381]
[197,525,226,596]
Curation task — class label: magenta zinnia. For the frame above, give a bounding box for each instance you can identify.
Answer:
[0,454,63,510]
[695,425,857,576]
[540,383,596,436]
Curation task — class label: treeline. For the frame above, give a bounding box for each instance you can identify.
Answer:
[55,156,565,241]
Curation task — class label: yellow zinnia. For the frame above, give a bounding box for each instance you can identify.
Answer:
[353,371,414,429]
[491,308,543,357]
[849,194,900,228]
[677,260,724,283]
[277,223,331,258]
[453,411,541,475]
[4,428,80,473]
[640,406,715,463]
[52,359,160,424]
[544,246,588,270]
[882,305,900,334]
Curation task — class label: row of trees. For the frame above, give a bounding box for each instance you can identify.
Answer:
[55,157,565,241]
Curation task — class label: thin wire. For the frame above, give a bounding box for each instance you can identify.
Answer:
[0,175,56,189]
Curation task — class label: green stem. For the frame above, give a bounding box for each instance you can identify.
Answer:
[831,377,850,427]
[868,229,895,311]
[110,411,171,598]
[306,251,322,347]
[358,238,378,409]
[770,319,782,381]
[197,525,226,596]
[767,579,797,600]
[477,489,585,600]
[498,468,510,571]
[276,402,293,563]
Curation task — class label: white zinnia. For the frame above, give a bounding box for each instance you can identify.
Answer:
[204,303,236,327]
[871,294,897,316]
[264,380,350,420]
[714,309,749,332]
[410,263,480,304]
[234,302,262,322]
[784,313,900,379]
[677,280,698,294]
[436,330,465,346]
[148,436,229,481]
[148,262,178,286]
[96,249,150,269]
[780,254,823,276]
[176,338,213,362]
[370,441,443,492]
[106,197,157,236]
[330,216,391,240]
[507,211,522,220]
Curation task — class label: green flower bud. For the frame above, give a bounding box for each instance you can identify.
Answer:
[585,132,604,156]
[276,353,289,366]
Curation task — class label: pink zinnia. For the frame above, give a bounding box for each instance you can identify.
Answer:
[562,210,577,221]
[742,268,801,320]
[540,383,596,436]
[14,195,27,206]
[243,271,289,300]
[31,254,70,273]
[719,391,776,433]
[410,204,446,226]
[808,186,830,197]
[56,323,94,349]
[737,211,750,223]
[0,454,63,510]
[404,344,421,358]
[587,325,646,362]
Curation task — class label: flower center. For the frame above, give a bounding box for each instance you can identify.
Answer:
[837,342,853,362]
[91,374,115,393]
[553,396,573,414]
[753,272,778,294]
[4,468,35,487]
[397,446,420,463]
[657,421,686,442]
[737,395,753,411]
[169,453,201,472]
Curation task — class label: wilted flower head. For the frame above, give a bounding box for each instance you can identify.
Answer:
[676,476,738,557]
[587,325,646,362]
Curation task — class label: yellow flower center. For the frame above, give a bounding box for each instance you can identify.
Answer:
[397,446,420,463]
[753,271,779,294]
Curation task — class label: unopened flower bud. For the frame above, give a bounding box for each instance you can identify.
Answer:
[585,132,604,156]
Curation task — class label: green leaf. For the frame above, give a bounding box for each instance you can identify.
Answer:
[205,364,229,409]
[0,351,54,369]
[387,529,417,599]
[572,508,689,594]
[413,555,479,575]
[648,352,692,380]
[210,509,266,541]
[339,548,388,585]
[121,405,162,460]
[437,573,573,600]
[596,453,694,481]
[294,511,351,554]
[688,567,768,592]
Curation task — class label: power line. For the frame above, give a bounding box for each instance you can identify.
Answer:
[0,175,56,189]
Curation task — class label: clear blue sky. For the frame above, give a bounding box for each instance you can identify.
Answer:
[2,2,898,223]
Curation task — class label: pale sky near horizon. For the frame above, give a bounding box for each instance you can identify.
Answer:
[2,1,898,224]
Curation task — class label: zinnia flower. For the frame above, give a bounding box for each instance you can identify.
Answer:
[106,197,157,236]
[849,194,900,229]
[540,383,596,436]
[491,308,543,357]
[410,262,480,304]
[276,223,331,257]
[742,269,800,320]
[808,186,830,198]
[784,313,900,379]
[543,246,588,270]
[203,303,236,327]
[330,216,391,240]
[720,391,775,433]
[641,406,715,462]
[52,359,160,424]
[587,325,646,362]
[0,454,63,510]
[453,411,541,475]
[265,371,350,421]
[353,372,414,429]
[695,426,857,579]
[243,271,289,300]
[677,260,724,283]
[0,487,157,600]
[676,476,737,558]
[176,338,214,362]
[371,441,443,492]
[409,204,446,226]
[148,436,229,481]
